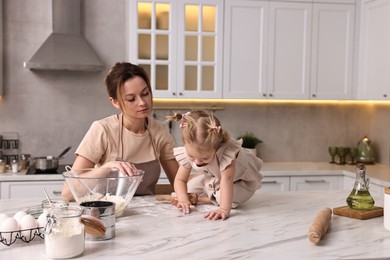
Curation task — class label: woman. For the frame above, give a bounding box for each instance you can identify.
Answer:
[62,62,178,201]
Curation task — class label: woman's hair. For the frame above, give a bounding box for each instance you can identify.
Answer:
[166,110,229,150]
[104,62,153,110]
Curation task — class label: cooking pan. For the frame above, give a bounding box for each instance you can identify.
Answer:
[34,146,72,171]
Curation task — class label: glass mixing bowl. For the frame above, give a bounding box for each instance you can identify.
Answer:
[63,168,144,217]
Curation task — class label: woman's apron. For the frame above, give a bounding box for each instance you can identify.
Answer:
[116,114,161,195]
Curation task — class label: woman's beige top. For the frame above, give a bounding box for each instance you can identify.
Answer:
[76,114,175,165]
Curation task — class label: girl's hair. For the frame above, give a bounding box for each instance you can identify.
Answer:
[104,62,153,110]
[166,110,229,150]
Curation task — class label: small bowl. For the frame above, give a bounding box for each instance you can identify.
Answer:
[63,168,144,217]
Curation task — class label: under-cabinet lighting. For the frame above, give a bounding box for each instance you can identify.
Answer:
[153,98,390,106]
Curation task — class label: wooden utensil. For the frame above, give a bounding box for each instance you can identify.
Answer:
[308,207,332,244]
[155,192,210,205]
[81,215,106,238]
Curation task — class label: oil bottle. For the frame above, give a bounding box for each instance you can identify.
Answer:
[346,163,375,210]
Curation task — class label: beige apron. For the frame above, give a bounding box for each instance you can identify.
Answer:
[116,114,161,195]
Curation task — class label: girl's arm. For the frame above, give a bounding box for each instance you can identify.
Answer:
[160,158,179,188]
[174,165,192,214]
[204,160,236,220]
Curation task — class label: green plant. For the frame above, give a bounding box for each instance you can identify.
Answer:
[237,132,262,149]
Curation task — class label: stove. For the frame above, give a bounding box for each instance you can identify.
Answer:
[26,165,69,175]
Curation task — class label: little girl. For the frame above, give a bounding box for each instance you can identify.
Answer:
[167,110,263,220]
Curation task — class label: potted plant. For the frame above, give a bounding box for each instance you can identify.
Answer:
[237,132,262,156]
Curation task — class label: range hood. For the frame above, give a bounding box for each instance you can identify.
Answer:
[23,0,104,72]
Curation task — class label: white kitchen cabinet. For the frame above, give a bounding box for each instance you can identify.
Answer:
[357,0,390,100]
[128,0,223,99]
[290,175,342,191]
[0,181,64,199]
[223,0,355,100]
[310,4,355,100]
[223,0,268,99]
[258,176,290,192]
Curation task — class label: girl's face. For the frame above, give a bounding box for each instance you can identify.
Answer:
[111,76,152,119]
[184,143,216,167]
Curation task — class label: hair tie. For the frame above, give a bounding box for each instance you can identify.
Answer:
[211,125,221,133]
[179,112,191,128]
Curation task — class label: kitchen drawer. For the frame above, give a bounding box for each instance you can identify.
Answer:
[258,176,290,192]
[290,176,342,191]
[0,181,64,199]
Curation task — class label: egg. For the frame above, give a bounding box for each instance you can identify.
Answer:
[0,217,19,243]
[37,212,48,228]
[20,214,38,240]
[13,211,27,228]
[0,213,8,226]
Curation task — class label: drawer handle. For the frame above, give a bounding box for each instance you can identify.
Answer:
[262,180,278,184]
[305,179,326,183]
[52,190,62,195]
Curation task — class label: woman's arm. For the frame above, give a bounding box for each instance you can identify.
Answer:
[204,160,235,220]
[160,158,179,187]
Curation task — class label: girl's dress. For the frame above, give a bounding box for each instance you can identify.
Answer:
[174,138,263,207]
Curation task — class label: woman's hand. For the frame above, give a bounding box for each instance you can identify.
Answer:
[203,207,230,221]
[101,161,139,176]
[174,199,192,214]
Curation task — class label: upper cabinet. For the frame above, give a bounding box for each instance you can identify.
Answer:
[128,0,224,98]
[357,0,390,100]
[223,0,356,99]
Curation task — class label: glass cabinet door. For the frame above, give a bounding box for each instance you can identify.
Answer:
[178,0,223,98]
[128,0,222,98]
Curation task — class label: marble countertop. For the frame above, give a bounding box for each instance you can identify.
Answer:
[1,190,389,259]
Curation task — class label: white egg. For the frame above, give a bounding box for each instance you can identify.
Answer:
[37,212,48,228]
[0,213,8,226]
[20,214,38,240]
[13,211,27,228]
[0,217,19,243]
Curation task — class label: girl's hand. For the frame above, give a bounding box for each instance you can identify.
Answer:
[174,199,192,214]
[203,207,230,221]
[101,161,139,176]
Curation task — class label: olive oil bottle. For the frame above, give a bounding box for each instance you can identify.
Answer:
[346,163,375,210]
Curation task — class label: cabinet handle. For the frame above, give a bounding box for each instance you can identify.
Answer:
[179,92,183,96]
[52,190,62,195]
[262,180,278,184]
[384,94,388,98]
[172,92,176,96]
[263,93,267,97]
[312,94,316,98]
[304,179,326,183]
[269,93,273,97]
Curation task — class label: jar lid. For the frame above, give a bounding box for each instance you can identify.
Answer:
[384,187,390,195]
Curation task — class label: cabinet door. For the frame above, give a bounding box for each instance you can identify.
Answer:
[177,0,223,98]
[290,176,341,191]
[357,0,390,100]
[1,181,64,199]
[258,176,290,192]
[267,2,312,99]
[223,0,268,99]
[310,4,355,100]
[128,0,223,99]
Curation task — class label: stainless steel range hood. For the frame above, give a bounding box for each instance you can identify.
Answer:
[23,0,104,72]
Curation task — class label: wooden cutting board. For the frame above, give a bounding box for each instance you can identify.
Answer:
[333,206,383,220]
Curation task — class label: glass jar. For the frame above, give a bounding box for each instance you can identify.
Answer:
[346,163,375,210]
[45,206,85,259]
[11,159,19,173]
[19,154,31,171]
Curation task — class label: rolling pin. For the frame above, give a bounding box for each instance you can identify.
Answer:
[155,192,210,205]
[308,207,332,244]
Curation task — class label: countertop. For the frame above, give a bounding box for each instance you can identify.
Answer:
[1,190,389,259]
[2,162,390,186]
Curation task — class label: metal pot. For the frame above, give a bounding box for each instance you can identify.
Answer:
[34,146,71,171]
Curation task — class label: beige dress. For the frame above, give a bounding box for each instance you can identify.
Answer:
[174,138,263,208]
[76,114,175,194]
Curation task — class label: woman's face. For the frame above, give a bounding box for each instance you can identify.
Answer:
[111,76,152,119]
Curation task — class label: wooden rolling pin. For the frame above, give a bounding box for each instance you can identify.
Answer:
[308,207,332,244]
[155,192,210,205]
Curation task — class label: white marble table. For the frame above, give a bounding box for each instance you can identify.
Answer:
[1,190,390,259]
